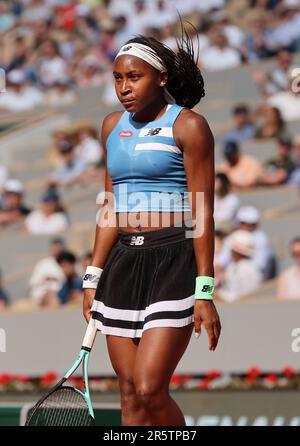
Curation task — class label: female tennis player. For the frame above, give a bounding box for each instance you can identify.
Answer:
[83,33,221,426]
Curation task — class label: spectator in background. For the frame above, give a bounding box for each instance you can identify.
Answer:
[189,18,210,54]
[214,173,240,229]
[0,70,44,112]
[5,35,30,74]
[217,206,276,281]
[38,39,68,87]
[28,237,66,306]
[96,25,118,62]
[222,104,256,144]
[259,136,296,185]
[44,77,78,107]
[264,2,300,53]
[24,189,69,235]
[125,0,153,36]
[160,23,179,51]
[200,30,241,72]
[254,105,289,139]
[114,15,133,49]
[277,237,300,300]
[47,141,88,188]
[73,121,103,167]
[0,268,9,311]
[48,124,74,169]
[147,0,178,30]
[75,55,106,88]
[216,230,262,303]
[240,10,270,62]
[252,49,296,97]
[30,18,51,50]
[211,9,245,49]
[0,179,31,227]
[56,251,83,305]
[267,67,300,122]
[217,140,262,189]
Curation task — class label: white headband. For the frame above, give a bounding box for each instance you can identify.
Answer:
[115,43,176,104]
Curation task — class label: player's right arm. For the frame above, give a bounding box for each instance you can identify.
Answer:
[83,111,123,322]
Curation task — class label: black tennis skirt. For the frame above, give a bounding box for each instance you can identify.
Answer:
[91,225,197,338]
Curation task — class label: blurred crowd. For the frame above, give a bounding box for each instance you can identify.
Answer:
[1,0,300,309]
[1,0,300,111]
[27,237,92,307]
[0,120,103,234]
[3,237,93,308]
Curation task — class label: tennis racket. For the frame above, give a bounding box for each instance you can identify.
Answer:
[25,319,98,426]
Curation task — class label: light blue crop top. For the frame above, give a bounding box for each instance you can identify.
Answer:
[106,104,191,212]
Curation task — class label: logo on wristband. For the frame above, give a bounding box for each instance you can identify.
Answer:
[201,285,214,293]
[83,274,97,282]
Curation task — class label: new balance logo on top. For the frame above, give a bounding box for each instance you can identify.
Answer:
[139,127,172,138]
[201,285,214,293]
[130,236,145,246]
[145,127,162,136]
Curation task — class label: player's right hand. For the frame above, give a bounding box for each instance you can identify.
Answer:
[83,288,96,323]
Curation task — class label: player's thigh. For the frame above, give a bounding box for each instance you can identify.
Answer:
[133,324,194,393]
[106,335,140,381]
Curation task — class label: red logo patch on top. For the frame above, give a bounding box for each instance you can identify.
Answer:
[119,130,133,138]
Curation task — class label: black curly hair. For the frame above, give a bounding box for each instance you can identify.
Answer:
[125,27,205,109]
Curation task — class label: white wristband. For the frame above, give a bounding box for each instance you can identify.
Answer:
[82,265,103,289]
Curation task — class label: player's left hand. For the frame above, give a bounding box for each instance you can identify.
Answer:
[194,300,221,351]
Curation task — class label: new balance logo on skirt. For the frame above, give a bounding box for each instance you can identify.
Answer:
[130,236,145,245]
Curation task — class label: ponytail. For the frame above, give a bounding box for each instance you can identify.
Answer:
[126,27,205,109]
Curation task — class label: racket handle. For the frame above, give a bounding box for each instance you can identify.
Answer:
[82,318,98,351]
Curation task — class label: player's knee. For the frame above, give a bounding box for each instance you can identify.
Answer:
[119,377,138,409]
[134,377,166,412]
[119,377,135,397]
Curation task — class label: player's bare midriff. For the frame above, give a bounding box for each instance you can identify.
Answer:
[116,211,192,233]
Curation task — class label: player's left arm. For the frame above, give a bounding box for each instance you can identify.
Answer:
[174,110,221,351]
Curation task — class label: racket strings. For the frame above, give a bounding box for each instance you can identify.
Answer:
[27,387,93,426]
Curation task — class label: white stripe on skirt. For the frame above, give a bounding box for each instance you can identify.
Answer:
[92,315,194,338]
[91,294,195,322]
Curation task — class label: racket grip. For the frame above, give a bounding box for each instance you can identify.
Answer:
[82,319,97,350]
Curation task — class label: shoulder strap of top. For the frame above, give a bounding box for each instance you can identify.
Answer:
[105,111,129,147]
[117,111,130,126]
[163,104,185,127]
